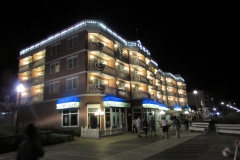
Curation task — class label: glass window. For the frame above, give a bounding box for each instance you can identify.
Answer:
[67,56,78,69]
[67,35,78,49]
[49,81,59,94]
[50,61,60,74]
[62,110,78,127]
[51,43,61,55]
[66,77,78,90]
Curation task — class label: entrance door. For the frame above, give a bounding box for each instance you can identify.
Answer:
[111,108,121,128]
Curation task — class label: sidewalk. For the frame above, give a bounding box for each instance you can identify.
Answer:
[0,128,239,160]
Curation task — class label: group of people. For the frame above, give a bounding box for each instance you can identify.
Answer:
[132,116,181,138]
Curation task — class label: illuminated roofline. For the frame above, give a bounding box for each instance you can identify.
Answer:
[20,19,151,56]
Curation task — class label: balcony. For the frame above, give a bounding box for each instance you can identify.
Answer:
[162,91,167,95]
[87,84,116,96]
[88,63,115,77]
[155,74,161,80]
[88,42,114,58]
[129,58,148,69]
[167,92,177,96]
[131,74,148,85]
[115,52,128,64]
[156,86,162,91]
[178,94,186,98]
[19,63,32,72]
[132,91,150,99]
[22,76,44,87]
[116,71,130,81]
[19,94,43,105]
[180,102,186,107]
[177,85,186,90]
[166,82,176,87]
[33,58,45,68]
[117,89,130,98]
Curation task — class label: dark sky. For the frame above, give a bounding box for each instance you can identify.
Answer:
[0,1,239,105]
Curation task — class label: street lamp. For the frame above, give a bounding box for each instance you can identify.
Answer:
[221,102,225,115]
[15,84,24,134]
[95,109,104,139]
[211,98,214,113]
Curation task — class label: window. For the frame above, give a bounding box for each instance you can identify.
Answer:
[50,61,60,74]
[66,77,78,90]
[62,110,78,127]
[67,56,78,69]
[49,81,59,94]
[51,43,61,55]
[67,35,78,49]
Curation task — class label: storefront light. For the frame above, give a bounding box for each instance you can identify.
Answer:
[160,110,165,115]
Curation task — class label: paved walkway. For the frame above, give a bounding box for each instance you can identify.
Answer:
[0,128,239,160]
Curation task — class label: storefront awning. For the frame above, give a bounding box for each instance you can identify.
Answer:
[103,95,130,108]
[56,97,80,110]
[185,105,191,111]
[142,99,169,110]
[174,105,182,111]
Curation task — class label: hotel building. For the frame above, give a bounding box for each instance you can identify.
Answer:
[16,20,187,134]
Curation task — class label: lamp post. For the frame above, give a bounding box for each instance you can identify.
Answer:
[95,109,104,139]
[15,84,24,134]
[221,102,225,116]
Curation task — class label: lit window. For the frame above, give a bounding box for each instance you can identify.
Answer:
[50,61,60,74]
[62,110,78,127]
[66,77,78,90]
[49,81,59,94]
[51,43,61,55]
[67,56,78,69]
[67,35,78,49]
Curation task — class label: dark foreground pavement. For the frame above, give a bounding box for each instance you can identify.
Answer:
[0,128,239,160]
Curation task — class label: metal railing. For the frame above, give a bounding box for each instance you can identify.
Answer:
[132,91,149,98]
[33,58,45,68]
[87,84,116,95]
[88,42,114,57]
[88,63,115,77]
[117,89,130,98]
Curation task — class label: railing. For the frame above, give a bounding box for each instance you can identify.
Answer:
[33,58,45,68]
[88,63,115,77]
[19,94,44,105]
[155,74,161,80]
[19,63,31,72]
[177,85,186,90]
[117,89,130,98]
[129,58,148,69]
[115,52,128,63]
[156,86,162,91]
[131,75,148,84]
[87,84,116,95]
[116,71,130,80]
[178,94,186,98]
[180,103,186,107]
[22,76,44,87]
[81,125,122,138]
[167,92,177,96]
[88,42,114,57]
[132,91,149,98]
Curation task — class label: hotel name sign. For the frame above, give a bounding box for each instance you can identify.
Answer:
[57,102,80,110]
[104,101,130,108]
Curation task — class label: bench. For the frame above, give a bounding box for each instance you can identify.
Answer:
[189,122,209,133]
[215,124,240,135]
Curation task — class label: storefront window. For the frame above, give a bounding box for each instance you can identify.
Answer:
[62,110,78,127]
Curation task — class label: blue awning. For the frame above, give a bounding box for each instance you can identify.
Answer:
[103,95,130,108]
[56,97,80,110]
[174,105,182,111]
[142,98,169,110]
[185,105,191,111]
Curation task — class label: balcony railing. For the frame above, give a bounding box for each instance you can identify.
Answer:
[155,74,161,80]
[88,42,114,57]
[33,58,45,68]
[132,91,149,99]
[180,102,186,107]
[87,84,116,96]
[115,52,128,63]
[129,58,147,69]
[19,63,31,72]
[178,94,186,98]
[177,85,186,90]
[117,89,130,98]
[116,71,130,80]
[19,94,43,105]
[167,92,177,96]
[88,63,115,77]
[131,75,148,84]
[22,76,44,87]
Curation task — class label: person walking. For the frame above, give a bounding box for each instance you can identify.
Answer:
[132,117,137,134]
[142,118,149,138]
[149,117,156,137]
[136,116,142,137]
[160,117,169,139]
[172,116,181,138]
[17,123,44,160]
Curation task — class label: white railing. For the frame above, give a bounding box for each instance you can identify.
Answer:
[33,58,45,68]
[81,125,122,138]
[19,64,30,72]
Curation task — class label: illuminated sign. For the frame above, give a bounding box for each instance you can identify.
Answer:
[174,105,182,111]
[104,101,130,108]
[56,97,80,110]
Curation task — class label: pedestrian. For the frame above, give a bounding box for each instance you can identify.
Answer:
[17,123,44,160]
[142,118,149,138]
[136,116,142,137]
[172,116,181,138]
[132,117,137,134]
[160,117,169,139]
[149,117,156,137]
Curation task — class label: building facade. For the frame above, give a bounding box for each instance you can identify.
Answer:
[16,20,187,134]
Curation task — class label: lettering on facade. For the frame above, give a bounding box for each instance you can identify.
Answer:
[104,101,130,108]
[56,102,80,110]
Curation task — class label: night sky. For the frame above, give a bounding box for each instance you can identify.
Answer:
[0,1,239,106]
